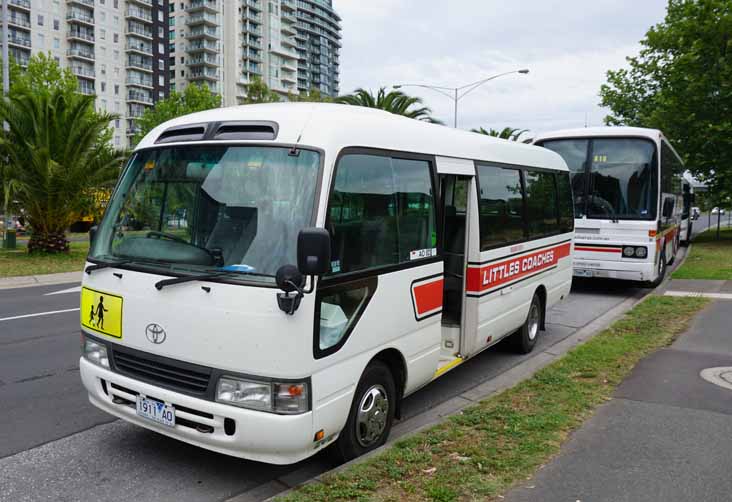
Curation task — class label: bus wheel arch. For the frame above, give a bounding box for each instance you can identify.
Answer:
[371,348,407,420]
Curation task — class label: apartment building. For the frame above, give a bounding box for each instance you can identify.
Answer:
[169,0,340,106]
[1,0,170,148]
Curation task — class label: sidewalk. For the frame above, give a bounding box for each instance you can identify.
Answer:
[505,289,732,502]
[0,271,82,290]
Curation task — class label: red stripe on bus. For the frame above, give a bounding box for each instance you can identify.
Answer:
[413,279,443,315]
[575,246,622,253]
[465,242,571,294]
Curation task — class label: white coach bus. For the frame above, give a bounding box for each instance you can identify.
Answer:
[534,127,688,286]
[80,103,573,465]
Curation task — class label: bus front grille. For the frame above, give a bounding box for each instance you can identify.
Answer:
[111,347,212,395]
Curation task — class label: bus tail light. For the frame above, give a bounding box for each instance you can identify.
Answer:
[216,376,310,414]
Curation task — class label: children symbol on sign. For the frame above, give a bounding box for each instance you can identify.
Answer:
[88,305,96,327]
[95,296,108,330]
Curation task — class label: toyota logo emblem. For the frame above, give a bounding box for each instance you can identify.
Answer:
[145,323,166,344]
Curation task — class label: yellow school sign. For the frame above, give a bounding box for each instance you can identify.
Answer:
[81,287,123,339]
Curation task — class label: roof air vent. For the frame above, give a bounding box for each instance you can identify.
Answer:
[212,121,278,141]
[155,124,207,144]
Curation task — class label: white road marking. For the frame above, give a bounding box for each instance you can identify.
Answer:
[44,285,82,296]
[0,308,80,322]
[664,291,732,300]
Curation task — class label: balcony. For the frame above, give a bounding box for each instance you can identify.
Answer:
[67,30,95,43]
[128,0,152,5]
[186,41,218,54]
[71,65,95,79]
[67,11,95,26]
[78,84,95,95]
[8,0,31,12]
[245,49,262,62]
[245,0,261,11]
[126,24,153,40]
[8,33,31,48]
[186,55,218,67]
[187,0,217,14]
[247,64,262,75]
[67,48,95,61]
[126,8,152,23]
[243,24,262,36]
[188,27,217,40]
[125,42,152,55]
[189,69,218,82]
[126,58,153,73]
[127,108,146,118]
[126,76,153,89]
[127,90,153,105]
[8,15,31,29]
[186,13,217,27]
[67,0,94,7]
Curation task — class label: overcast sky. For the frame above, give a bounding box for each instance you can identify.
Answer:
[333,0,668,137]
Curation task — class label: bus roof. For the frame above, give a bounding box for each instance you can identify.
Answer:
[533,126,665,143]
[135,102,568,172]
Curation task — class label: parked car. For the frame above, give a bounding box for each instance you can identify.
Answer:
[711,207,726,215]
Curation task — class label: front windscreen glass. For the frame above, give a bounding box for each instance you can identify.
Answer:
[540,137,657,220]
[90,145,321,284]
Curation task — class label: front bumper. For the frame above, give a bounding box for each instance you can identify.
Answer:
[80,357,316,465]
[573,257,655,282]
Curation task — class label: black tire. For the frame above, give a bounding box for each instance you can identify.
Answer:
[645,249,666,288]
[509,293,542,354]
[334,360,396,462]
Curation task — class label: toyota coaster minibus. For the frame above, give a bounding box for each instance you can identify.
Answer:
[80,103,574,464]
[534,127,689,286]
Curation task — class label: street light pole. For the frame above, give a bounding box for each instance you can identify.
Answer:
[1,0,11,249]
[394,68,530,128]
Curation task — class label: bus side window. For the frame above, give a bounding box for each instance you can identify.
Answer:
[326,154,435,275]
[524,170,560,238]
[315,280,374,357]
[556,172,575,232]
[476,165,526,250]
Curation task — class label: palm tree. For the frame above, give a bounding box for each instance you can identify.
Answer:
[0,87,125,253]
[471,126,529,141]
[336,87,443,124]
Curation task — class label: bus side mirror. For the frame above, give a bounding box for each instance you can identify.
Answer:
[297,228,331,276]
[89,225,98,246]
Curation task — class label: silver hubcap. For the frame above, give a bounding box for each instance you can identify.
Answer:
[356,384,389,447]
[528,303,540,341]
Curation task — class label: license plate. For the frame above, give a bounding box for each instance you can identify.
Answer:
[574,269,593,278]
[136,396,175,427]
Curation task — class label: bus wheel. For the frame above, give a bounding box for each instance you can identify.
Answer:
[335,361,396,462]
[510,293,542,354]
[646,250,666,288]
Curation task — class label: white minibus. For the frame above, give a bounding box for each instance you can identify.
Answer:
[80,103,573,465]
[534,127,689,286]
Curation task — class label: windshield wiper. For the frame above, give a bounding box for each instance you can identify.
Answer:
[155,271,232,290]
[85,260,133,275]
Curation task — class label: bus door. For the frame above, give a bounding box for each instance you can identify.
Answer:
[435,157,479,365]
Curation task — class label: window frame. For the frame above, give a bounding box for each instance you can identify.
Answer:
[475,161,569,252]
[322,146,441,286]
[85,142,326,289]
[313,276,378,359]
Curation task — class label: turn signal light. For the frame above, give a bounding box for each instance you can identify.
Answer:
[314,429,325,442]
[648,230,657,237]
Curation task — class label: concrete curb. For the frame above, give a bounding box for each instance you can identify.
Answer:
[0,271,82,290]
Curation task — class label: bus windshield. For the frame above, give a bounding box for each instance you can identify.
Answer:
[89,145,321,283]
[541,137,657,220]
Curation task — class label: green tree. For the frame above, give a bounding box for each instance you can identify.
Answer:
[599,0,732,199]
[336,87,443,123]
[240,76,281,104]
[9,52,79,96]
[287,88,333,103]
[133,83,221,144]
[0,86,124,253]
[471,126,529,141]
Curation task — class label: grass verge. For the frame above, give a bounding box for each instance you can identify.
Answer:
[0,241,89,278]
[673,227,732,280]
[277,296,707,502]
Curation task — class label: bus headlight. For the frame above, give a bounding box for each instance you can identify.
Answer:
[623,246,636,257]
[82,337,110,369]
[635,246,648,258]
[216,377,309,414]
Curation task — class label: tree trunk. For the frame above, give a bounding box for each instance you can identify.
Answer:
[27,231,70,254]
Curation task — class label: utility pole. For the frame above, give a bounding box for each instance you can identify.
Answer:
[1,0,12,249]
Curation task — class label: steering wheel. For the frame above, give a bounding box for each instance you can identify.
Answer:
[146,231,189,244]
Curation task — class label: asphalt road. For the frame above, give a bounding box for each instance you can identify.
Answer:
[0,274,653,502]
